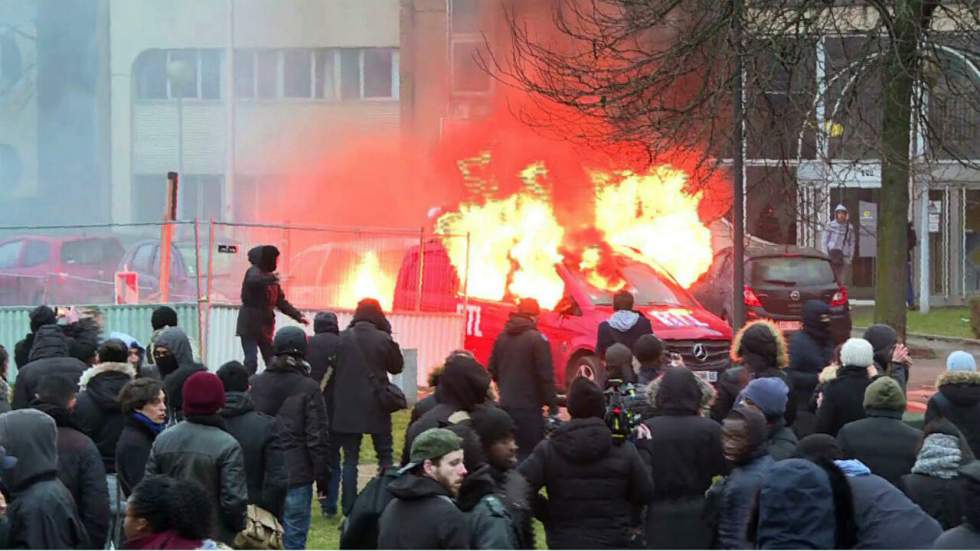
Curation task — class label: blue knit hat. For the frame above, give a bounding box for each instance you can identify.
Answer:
[947,351,977,373]
[738,377,789,420]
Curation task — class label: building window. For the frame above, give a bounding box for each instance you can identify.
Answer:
[451,40,491,94]
[451,0,481,34]
[133,49,222,100]
[233,48,398,101]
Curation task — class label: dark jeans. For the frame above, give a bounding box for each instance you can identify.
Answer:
[283,484,313,550]
[504,407,544,463]
[322,431,395,516]
[241,336,272,375]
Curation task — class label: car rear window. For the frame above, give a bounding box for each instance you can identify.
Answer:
[749,257,836,287]
[61,238,123,266]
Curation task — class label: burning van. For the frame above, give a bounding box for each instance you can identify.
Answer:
[393,241,732,390]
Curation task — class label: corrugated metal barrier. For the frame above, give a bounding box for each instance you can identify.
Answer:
[2,304,463,388]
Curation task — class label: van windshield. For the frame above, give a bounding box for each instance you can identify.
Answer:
[578,261,697,308]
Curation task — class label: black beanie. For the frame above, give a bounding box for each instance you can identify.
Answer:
[151,306,179,331]
[273,326,308,357]
[567,377,604,419]
[29,305,57,333]
[469,406,516,447]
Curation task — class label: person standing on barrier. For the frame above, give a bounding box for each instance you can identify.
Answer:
[236,245,308,375]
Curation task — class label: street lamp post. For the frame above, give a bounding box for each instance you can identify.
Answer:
[166,58,193,217]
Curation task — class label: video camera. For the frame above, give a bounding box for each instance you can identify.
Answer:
[604,378,642,444]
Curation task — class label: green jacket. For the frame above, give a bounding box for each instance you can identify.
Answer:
[469,494,518,550]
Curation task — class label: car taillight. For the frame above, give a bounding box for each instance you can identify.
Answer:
[831,286,848,307]
[743,285,763,308]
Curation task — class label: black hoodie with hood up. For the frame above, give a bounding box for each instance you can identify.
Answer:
[863,324,910,391]
[788,301,834,404]
[519,417,654,549]
[0,409,88,549]
[378,473,470,549]
[236,245,303,343]
[151,327,205,423]
[12,325,88,410]
[307,312,341,393]
[488,314,558,412]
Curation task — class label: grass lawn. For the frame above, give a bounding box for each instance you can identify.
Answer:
[305,409,548,550]
[851,306,973,339]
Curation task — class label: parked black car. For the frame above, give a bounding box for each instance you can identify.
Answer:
[691,245,851,344]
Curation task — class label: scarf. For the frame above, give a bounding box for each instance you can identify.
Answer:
[911,434,962,479]
[132,412,167,436]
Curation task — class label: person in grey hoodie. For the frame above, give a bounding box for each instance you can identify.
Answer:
[595,290,653,359]
[823,204,855,285]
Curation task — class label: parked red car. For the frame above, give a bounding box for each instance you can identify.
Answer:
[0,235,125,306]
[394,241,733,390]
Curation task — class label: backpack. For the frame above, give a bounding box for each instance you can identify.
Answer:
[339,466,402,549]
[233,505,284,550]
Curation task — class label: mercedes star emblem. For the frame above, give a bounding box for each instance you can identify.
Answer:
[790,290,801,301]
[692,343,709,362]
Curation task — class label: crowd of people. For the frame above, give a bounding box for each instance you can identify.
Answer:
[0,245,977,550]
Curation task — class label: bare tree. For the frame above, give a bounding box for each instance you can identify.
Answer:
[488,0,980,337]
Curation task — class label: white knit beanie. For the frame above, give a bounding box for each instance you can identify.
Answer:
[841,338,874,368]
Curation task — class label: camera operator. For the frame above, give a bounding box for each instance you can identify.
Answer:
[603,344,654,441]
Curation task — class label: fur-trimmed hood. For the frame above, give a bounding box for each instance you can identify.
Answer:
[645,370,717,417]
[936,370,980,388]
[730,319,788,370]
[78,362,136,390]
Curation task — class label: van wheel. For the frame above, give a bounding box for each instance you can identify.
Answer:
[566,354,606,389]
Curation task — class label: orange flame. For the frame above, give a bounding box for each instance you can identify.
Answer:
[436,155,714,309]
[337,251,395,311]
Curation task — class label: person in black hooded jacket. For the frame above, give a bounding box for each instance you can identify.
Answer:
[520,377,654,549]
[13,305,56,369]
[249,327,330,549]
[327,298,403,512]
[74,339,136,475]
[711,320,794,426]
[788,300,835,435]
[12,322,89,410]
[31,375,109,549]
[925,351,980,458]
[636,367,726,549]
[595,290,654,359]
[0,409,88,549]
[863,324,911,392]
[217,361,288,520]
[150,326,205,423]
[402,354,493,464]
[236,245,308,375]
[307,312,340,393]
[488,298,559,462]
[816,338,876,437]
[933,460,980,549]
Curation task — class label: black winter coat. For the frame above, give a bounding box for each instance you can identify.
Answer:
[13,333,33,369]
[637,409,726,548]
[767,421,800,461]
[595,312,654,359]
[378,474,470,549]
[925,370,980,458]
[456,465,534,550]
[814,365,872,436]
[845,468,943,549]
[115,414,160,497]
[250,356,331,489]
[519,417,654,549]
[308,313,341,416]
[901,473,964,530]
[410,394,438,426]
[328,321,404,434]
[220,391,288,518]
[711,365,795,426]
[32,402,109,549]
[146,417,248,544]
[488,315,558,411]
[12,325,88,410]
[709,452,775,550]
[235,246,303,342]
[838,411,922,486]
[787,302,834,413]
[0,409,88,550]
[73,362,135,473]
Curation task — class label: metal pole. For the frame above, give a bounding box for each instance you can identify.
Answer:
[177,93,184,214]
[206,218,216,364]
[160,173,179,303]
[225,0,236,221]
[732,0,746,330]
[416,227,425,311]
[194,219,206,363]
